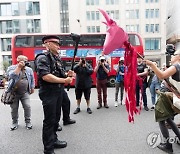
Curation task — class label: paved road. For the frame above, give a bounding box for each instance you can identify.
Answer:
[0,88,179,154]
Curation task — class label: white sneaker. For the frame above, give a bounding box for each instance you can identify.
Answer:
[114,101,118,107]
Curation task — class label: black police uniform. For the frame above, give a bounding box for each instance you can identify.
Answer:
[35,51,66,153]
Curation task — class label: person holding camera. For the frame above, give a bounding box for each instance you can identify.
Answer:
[94,56,110,109]
[73,58,93,114]
[114,57,125,107]
[6,55,35,131]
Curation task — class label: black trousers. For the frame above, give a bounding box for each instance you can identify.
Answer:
[61,89,70,122]
[136,82,148,107]
[39,86,63,153]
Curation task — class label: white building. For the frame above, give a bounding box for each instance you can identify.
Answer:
[0,0,167,74]
[166,0,180,49]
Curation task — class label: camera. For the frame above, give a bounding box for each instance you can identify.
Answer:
[166,44,175,55]
[82,59,85,64]
[70,33,81,43]
[101,59,105,63]
[25,61,30,67]
[81,58,86,64]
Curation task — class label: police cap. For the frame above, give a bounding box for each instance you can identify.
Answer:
[42,35,60,45]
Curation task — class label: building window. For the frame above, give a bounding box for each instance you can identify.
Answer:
[145,24,159,33]
[13,20,20,33]
[145,38,160,50]
[96,11,99,20]
[126,25,139,33]
[106,0,119,5]
[86,11,90,20]
[126,0,139,3]
[155,9,159,18]
[0,20,20,34]
[146,9,159,18]
[26,19,41,33]
[86,0,90,5]
[26,2,40,15]
[96,26,100,32]
[87,26,91,32]
[92,26,95,32]
[91,11,95,20]
[0,3,11,16]
[6,21,12,33]
[34,19,41,33]
[155,24,159,32]
[12,3,19,16]
[126,10,139,19]
[150,9,154,18]
[87,26,100,33]
[1,38,11,51]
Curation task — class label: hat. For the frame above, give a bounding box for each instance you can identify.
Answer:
[42,35,60,44]
[99,56,106,60]
[174,49,180,55]
[120,57,124,61]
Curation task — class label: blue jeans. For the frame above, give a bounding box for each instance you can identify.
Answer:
[150,81,160,105]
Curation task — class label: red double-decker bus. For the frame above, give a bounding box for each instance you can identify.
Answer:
[11,33,144,87]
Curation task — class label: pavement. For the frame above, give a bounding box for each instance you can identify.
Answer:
[0,88,180,154]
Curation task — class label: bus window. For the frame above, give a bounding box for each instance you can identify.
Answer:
[15,36,33,47]
[80,35,105,46]
[59,35,74,46]
[34,35,45,47]
[128,34,140,46]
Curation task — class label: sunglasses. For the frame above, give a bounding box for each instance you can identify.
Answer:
[48,41,61,46]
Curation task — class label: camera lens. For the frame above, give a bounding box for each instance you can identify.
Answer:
[101,59,104,63]
[82,59,85,64]
[25,61,30,67]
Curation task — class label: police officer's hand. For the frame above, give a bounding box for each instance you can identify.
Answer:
[64,77,73,84]
[67,70,74,77]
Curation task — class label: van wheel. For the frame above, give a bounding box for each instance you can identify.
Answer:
[108,76,116,87]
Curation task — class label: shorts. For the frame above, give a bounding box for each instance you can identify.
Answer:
[75,88,91,100]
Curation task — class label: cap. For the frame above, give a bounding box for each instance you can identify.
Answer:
[120,57,124,61]
[99,56,106,60]
[42,35,60,44]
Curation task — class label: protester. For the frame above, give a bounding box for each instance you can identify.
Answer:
[6,55,35,130]
[35,35,73,154]
[73,58,93,114]
[145,49,180,153]
[114,57,125,107]
[147,62,161,110]
[136,56,149,111]
[94,55,110,109]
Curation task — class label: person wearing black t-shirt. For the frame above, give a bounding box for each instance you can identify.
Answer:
[136,56,149,111]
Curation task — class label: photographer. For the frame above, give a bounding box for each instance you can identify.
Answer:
[73,58,93,114]
[6,55,35,131]
[114,57,125,107]
[94,56,110,109]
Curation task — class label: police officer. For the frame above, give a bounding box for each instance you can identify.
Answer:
[35,35,73,154]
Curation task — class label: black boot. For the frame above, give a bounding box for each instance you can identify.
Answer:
[157,143,173,153]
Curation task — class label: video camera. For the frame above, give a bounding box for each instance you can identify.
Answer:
[166,44,175,55]
[25,61,31,67]
[70,33,80,43]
